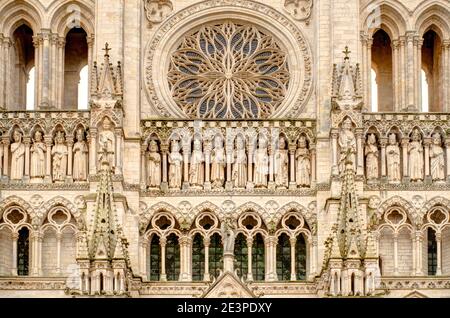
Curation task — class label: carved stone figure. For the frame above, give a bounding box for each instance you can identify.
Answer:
[52,131,68,182]
[232,136,247,189]
[189,139,204,188]
[73,128,88,182]
[365,134,379,181]
[338,118,356,172]
[168,140,183,189]
[386,133,401,182]
[254,137,269,188]
[210,135,225,189]
[220,217,236,254]
[296,136,311,187]
[408,129,424,182]
[430,132,445,181]
[10,129,25,180]
[274,137,289,188]
[98,117,115,170]
[30,130,46,181]
[147,140,161,188]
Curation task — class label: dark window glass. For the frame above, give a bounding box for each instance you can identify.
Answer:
[209,233,223,279]
[296,234,307,280]
[150,235,160,281]
[192,234,205,281]
[277,233,290,281]
[234,234,248,278]
[428,228,437,275]
[166,234,180,281]
[17,227,29,276]
[252,234,265,281]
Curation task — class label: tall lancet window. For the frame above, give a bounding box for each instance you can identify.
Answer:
[421,30,443,112]
[371,29,393,111]
[17,228,30,276]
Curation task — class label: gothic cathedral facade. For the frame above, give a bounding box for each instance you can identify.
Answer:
[0,0,449,298]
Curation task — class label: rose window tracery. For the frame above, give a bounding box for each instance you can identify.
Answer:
[168,21,290,119]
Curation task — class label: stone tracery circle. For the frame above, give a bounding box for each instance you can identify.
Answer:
[168,21,290,119]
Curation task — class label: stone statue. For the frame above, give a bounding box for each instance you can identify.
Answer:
[365,134,379,181]
[220,217,236,254]
[408,129,424,182]
[10,129,25,180]
[98,117,115,171]
[338,118,356,172]
[274,136,289,188]
[73,128,88,182]
[52,131,68,182]
[430,132,445,181]
[147,140,161,188]
[386,133,401,182]
[168,140,183,189]
[210,135,225,189]
[189,138,204,188]
[254,137,268,188]
[30,130,46,181]
[296,136,311,187]
[232,136,247,189]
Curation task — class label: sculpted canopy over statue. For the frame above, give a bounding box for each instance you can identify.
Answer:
[52,131,68,182]
[296,136,311,187]
[430,132,445,181]
[73,128,88,182]
[232,136,247,189]
[365,134,379,181]
[168,140,183,189]
[338,118,356,172]
[30,130,46,181]
[10,129,25,180]
[210,135,226,189]
[386,133,401,183]
[274,137,289,188]
[147,140,161,188]
[254,137,269,188]
[189,138,204,188]
[98,117,115,171]
[408,129,424,182]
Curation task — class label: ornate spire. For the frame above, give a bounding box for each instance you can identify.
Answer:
[89,147,129,263]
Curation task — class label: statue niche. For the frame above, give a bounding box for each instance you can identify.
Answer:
[147,139,162,189]
[338,118,356,173]
[274,136,289,189]
[386,133,401,183]
[365,133,379,181]
[73,128,89,182]
[52,131,68,182]
[189,138,204,189]
[408,128,424,182]
[232,135,247,189]
[430,132,445,182]
[168,139,183,189]
[30,130,46,182]
[98,117,116,172]
[10,128,25,181]
[210,135,226,189]
[296,135,311,187]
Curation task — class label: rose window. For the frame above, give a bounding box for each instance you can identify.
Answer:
[168,21,290,119]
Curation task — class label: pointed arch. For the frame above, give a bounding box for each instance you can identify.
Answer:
[421,197,450,216]
[414,2,450,39]
[273,202,315,233]
[190,201,223,223]
[39,196,82,228]
[48,0,95,37]
[140,202,180,234]
[360,1,408,39]
[0,0,44,36]
[0,196,34,221]
[377,196,418,226]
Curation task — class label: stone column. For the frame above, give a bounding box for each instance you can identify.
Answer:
[23,137,31,181]
[203,140,211,190]
[436,232,442,276]
[2,137,9,180]
[182,142,190,190]
[311,237,318,277]
[446,138,450,182]
[140,240,148,278]
[392,39,400,110]
[89,128,97,176]
[0,35,6,109]
[56,232,62,274]
[360,32,368,109]
[225,142,233,191]
[56,37,66,109]
[399,37,406,110]
[39,30,52,109]
[364,37,373,110]
[203,237,210,281]
[140,144,147,190]
[416,38,423,110]
[416,231,423,275]
[247,237,253,282]
[445,40,450,112]
[11,232,18,276]
[114,129,123,175]
[265,236,277,282]
[289,144,297,189]
[50,34,58,109]
[44,136,53,183]
[179,236,191,281]
[401,138,409,182]
[331,130,339,176]
[406,32,417,110]
[424,138,431,183]
[160,237,167,281]
[411,231,416,276]
[87,35,95,101]
[246,142,254,189]
[393,232,398,275]
[66,136,74,182]
[380,137,387,181]
[32,35,42,108]
[160,142,169,191]
[356,129,364,176]
[290,237,296,281]
[310,144,316,186]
